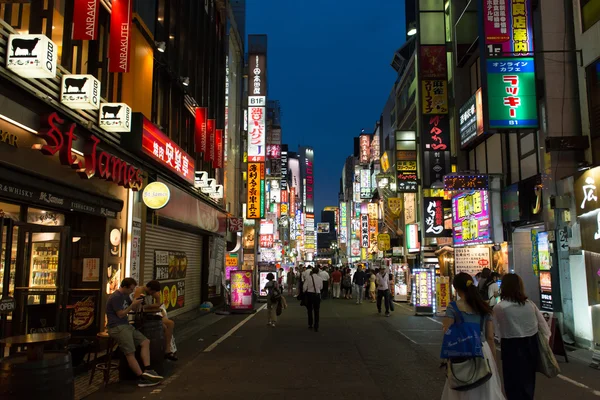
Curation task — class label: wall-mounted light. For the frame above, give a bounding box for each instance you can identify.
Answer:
[155,41,166,53]
[407,22,417,36]
[181,77,190,87]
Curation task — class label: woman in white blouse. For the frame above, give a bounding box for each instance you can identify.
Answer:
[493,274,551,400]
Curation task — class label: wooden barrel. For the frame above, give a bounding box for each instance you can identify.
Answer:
[0,351,74,400]
[139,319,165,376]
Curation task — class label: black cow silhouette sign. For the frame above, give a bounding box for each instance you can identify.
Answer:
[11,37,40,57]
[63,77,89,94]
[101,105,123,119]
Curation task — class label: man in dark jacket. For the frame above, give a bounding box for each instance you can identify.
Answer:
[352,265,368,304]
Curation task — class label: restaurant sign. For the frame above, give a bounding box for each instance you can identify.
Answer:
[422,115,450,151]
[361,214,369,248]
[99,103,132,133]
[61,74,100,110]
[35,112,143,190]
[424,197,451,238]
[422,80,448,114]
[459,88,484,148]
[247,163,262,219]
[6,34,57,79]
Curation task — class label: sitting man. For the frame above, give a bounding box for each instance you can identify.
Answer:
[106,278,163,387]
[134,280,178,361]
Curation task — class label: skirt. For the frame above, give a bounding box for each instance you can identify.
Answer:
[441,341,505,400]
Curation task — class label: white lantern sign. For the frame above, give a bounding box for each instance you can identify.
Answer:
[99,103,132,132]
[209,184,224,199]
[6,34,57,79]
[61,74,100,110]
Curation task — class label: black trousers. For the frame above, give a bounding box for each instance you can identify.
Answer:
[501,334,539,400]
[306,293,321,329]
[377,289,390,313]
[321,281,329,299]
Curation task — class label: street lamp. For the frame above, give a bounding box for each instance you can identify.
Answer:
[330,242,339,266]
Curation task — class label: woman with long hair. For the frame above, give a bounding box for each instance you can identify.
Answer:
[264,273,279,327]
[441,273,505,400]
[493,274,551,399]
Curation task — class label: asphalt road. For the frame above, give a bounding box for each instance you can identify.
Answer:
[86,295,600,400]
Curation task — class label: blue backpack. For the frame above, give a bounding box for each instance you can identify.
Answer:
[440,302,484,359]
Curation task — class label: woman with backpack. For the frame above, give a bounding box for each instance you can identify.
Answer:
[441,273,505,400]
[264,273,281,327]
[493,273,551,400]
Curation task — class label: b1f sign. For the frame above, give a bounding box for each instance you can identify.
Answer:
[61,74,100,110]
[99,103,132,132]
[6,34,57,79]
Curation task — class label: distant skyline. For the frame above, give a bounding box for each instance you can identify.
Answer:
[246,0,406,218]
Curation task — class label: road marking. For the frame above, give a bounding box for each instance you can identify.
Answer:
[557,374,600,396]
[397,330,417,344]
[427,317,443,325]
[401,329,439,332]
[203,304,267,353]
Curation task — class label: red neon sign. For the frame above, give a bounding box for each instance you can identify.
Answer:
[141,118,195,184]
[34,112,143,190]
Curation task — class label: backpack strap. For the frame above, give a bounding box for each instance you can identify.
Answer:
[450,301,464,324]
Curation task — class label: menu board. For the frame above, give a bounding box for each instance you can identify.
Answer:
[452,190,492,247]
[154,250,188,280]
[230,271,253,311]
[539,271,553,311]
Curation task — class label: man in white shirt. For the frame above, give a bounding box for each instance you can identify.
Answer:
[375,268,391,316]
[318,267,330,299]
[304,267,324,332]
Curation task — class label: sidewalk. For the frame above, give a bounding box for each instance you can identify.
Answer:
[76,307,246,400]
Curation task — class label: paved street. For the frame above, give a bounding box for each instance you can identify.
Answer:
[86,296,600,400]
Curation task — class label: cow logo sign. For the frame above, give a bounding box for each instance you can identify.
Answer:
[98,103,132,132]
[6,34,57,79]
[60,74,101,110]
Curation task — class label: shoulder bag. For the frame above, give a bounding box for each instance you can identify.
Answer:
[532,302,561,378]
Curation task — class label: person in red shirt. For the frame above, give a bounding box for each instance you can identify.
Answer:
[331,268,342,299]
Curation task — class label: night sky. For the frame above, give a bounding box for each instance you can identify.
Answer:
[246,0,406,219]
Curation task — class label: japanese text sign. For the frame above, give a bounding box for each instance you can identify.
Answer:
[420,46,447,79]
[388,197,403,218]
[361,214,369,248]
[484,0,534,57]
[454,247,491,277]
[452,190,492,247]
[108,0,132,73]
[423,151,450,188]
[259,234,274,248]
[359,134,371,164]
[422,114,450,151]
[574,166,600,217]
[247,163,262,219]
[459,88,484,148]
[424,197,451,238]
[248,106,266,162]
[487,57,538,129]
[141,118,194,184]
[422,80,448,114]
[73,0,100,41]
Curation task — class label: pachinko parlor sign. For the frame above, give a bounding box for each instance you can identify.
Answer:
[33,112,143,190]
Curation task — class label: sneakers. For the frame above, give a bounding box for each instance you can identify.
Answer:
[142,369,164,380]
[138,377,161,387]
[385,313,391,317]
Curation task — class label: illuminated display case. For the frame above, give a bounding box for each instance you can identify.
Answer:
[28,235,60,305]
[412,268,435,316]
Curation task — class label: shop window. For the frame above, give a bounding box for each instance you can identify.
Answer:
[27,208,65,226]
[587,59,600,139]
[0,202,20,221]
[0,2,31,33]
[582,0,600,32]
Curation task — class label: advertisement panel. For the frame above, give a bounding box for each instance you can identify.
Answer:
[537,231,551,271]
[153,250,187,280]
[6,34,57,79]
[483,0,534,57]
[424,197,451,238]
[340,202,348,244]
[194,107,208,154]
[413,269,434,310]
[230,271,253,311]
[487,58,538,129]
[422,80,448,114]
[361,215,369,248]
[247,163,262,219]
[108,0,132,73]
[158,280,185,312]
[359,134,371,164]
[360,169,371,198]
[305,148,314,213]
[452,190,492,247]
[422,115,450,151]
[459,89,484,148]
[248,107,266,162]
[317,223,330,233]
[280,145,288,190]
[454,247,491,277]
[420,45,447,79]
[539,271,553,311]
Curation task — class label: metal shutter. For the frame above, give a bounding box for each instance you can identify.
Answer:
[144,224,203,318]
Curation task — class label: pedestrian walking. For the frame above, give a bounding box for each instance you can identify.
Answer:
[441,273,504,400]
[369,269,377,302]
[331,267,342,298]
[386,271,395,312]
[352,265,367,304]
[318,266,330,300]
[287,268,296,296]
[304,266,324,332]
[486,272,501,308]
[493,273,551,400]
[264,273,281,327]
[477,267,491,295]
[375,268,391,316]
[342,269,352,299]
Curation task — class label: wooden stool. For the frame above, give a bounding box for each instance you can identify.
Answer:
[88,332,118,386]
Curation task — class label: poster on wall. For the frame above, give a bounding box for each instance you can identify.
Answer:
[159,280,185,311]
[106,264,121,295]
[422,80,448,114]
[154,250,188,281]
[537,231,551,271]
[130,218,142,283]
[452,190,492,247]
[230,271,253,311]
[82,258,100,282]
[454,247,491,277]
[539,271,553,311]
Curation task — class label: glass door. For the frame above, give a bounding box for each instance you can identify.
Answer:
[13,224,70,335]
[0,218,17,339]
